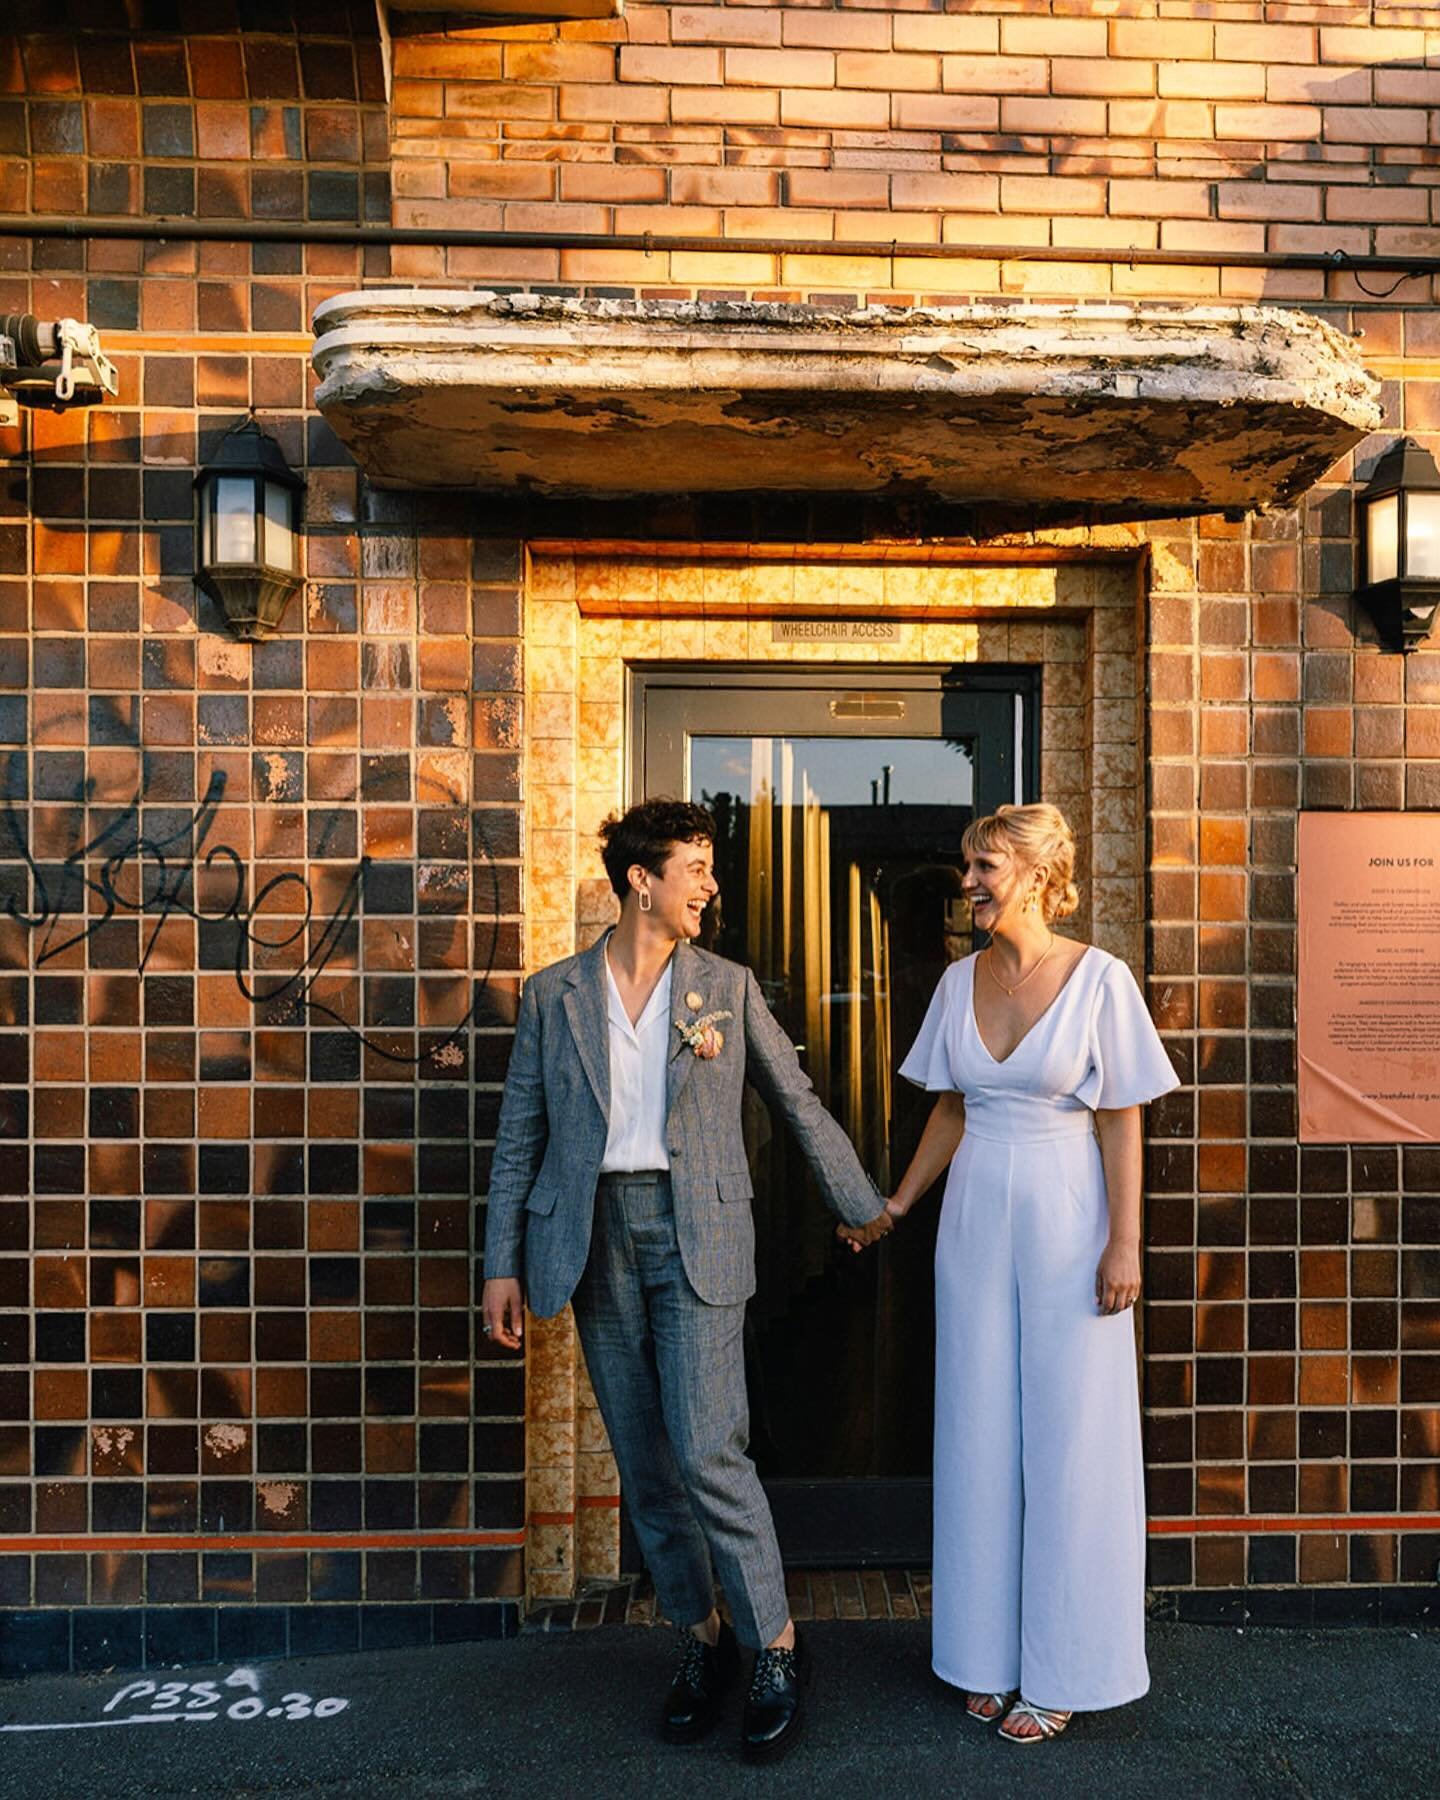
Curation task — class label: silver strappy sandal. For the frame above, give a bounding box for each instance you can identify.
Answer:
[998,1698,1072,1744]
[964,1688,1018,1722]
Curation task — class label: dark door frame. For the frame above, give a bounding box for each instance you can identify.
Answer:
[629,663,1041,812]
[624,662,1040,1568]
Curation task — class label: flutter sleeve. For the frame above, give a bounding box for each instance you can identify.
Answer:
[1076,956,1180,1111]
[898,964,961,1092]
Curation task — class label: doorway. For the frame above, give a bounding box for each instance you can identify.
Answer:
[632,666,1038,1563]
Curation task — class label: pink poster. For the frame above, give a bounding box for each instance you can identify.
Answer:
[1298,812,1440,1143]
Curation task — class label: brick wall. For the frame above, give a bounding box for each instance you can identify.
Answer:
[384,0,1440,1622]
[386,2,1440,308]
[0,13,529,1673]
[2,1,1440,1666]
[1141,428,1440,1611]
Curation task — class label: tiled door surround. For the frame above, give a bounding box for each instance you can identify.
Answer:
[517,544,1145,1607]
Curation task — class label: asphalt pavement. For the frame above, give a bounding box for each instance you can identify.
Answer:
[0,1618,1435,1799]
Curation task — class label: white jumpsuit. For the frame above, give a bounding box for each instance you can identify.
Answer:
[900,947,1179,1713]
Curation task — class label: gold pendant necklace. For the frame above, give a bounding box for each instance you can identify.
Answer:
[985,935,1056,997]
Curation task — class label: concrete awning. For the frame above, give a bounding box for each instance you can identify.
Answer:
[311,292,1380,516]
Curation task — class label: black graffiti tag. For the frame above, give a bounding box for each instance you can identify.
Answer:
[1,753,497,1064]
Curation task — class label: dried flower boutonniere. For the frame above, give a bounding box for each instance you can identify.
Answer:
[675,1010,733,1059]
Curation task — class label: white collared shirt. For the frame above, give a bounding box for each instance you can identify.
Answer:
[599,952,673,1173]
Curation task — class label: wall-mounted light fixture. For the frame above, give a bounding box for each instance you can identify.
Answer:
[194,418,307,641]
[1355,436,1440,653]
[0,313,119,427]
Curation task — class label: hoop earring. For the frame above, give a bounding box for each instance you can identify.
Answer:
[638,890,652,913]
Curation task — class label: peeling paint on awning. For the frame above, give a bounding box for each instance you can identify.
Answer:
[311,293,1380,516]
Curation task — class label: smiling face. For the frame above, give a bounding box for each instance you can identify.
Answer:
[631,837,718,941]
[960,841,1044,936]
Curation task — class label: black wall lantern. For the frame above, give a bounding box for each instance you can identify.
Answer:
[1355,436,1440,653]
[194,418,306,640]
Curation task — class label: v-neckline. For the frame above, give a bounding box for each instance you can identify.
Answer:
[969,944,1094,1067]
[605,946,672,1041]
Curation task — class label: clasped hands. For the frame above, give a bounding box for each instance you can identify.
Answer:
[836,1198,905,1254]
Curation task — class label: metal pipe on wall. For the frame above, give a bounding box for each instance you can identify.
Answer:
[1,213,1438,278]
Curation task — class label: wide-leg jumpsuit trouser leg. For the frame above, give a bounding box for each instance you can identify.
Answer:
[931,1123,1149,1712]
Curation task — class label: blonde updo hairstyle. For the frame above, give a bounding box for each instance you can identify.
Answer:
[960,803,1080,924]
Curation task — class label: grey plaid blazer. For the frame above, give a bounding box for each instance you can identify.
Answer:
[483,932,882,1317]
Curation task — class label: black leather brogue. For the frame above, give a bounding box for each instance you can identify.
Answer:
[661,1619,740,1743]
[740,1630,810,1763]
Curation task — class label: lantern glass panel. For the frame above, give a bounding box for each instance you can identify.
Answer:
[1366,492,1399,585]
[1406,491,1440,580]
[212,475,257,565]
[263,480,296,574]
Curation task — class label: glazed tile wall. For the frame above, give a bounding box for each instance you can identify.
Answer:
[0,15,535,1654]
[1,2,1439,1654]
[0,454,530,1634]
[508,460,1440,1621]
[377,2,1440,1626]
[1142,445,1440,1619]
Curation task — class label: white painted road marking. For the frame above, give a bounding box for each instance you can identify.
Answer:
[1,1667,348,1736]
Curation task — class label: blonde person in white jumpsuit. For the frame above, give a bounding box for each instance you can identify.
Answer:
[842,804,1177,1745]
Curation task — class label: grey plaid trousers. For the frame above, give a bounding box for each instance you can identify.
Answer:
[572,1171,789,1650]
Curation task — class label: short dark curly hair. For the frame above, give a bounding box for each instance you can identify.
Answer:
[598,798,717,902]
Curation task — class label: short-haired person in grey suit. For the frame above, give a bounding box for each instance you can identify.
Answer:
[482,798,892,1762]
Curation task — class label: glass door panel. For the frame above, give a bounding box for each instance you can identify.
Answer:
[635,670,1033,1562]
